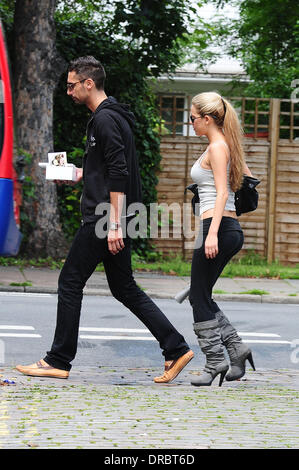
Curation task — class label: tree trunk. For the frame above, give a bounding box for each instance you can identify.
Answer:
[13,0,69,258]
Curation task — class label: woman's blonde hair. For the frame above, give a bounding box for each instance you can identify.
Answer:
[191,92,245,192]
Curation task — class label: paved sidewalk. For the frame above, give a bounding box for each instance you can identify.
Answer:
[0,365,298,449]
[0,266,299,303]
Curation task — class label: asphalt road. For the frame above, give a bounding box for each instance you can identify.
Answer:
[0,292,298,371]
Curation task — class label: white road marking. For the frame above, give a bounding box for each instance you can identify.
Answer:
[0,320,291,344]
[79,327,150,333]
[79,329,291,344]
[238,331,291,344]
[80,335,156,341]
[79,327,154,341]
[0,325,41,338]
[241,340,291,344]
[0,325,35,330]
[0,292,53,298]
[238,332,281,337]
[0,333,41,338]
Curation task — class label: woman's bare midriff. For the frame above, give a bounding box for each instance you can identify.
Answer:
[201,209,238,220]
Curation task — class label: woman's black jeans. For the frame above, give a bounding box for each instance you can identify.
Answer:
[44,223,189,371]
[190,217,244,323]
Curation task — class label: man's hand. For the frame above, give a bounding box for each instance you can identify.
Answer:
[108,192,125,255]
[107,227,125,255]
[75,167,83,182]
[54,167,83,186]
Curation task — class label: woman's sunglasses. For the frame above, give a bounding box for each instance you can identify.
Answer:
[190,113,218,123]
[190,115,201,123]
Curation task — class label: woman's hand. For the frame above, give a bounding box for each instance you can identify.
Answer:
[205,232,218,259]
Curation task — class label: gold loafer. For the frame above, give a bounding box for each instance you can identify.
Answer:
[154,350,194,383]
[15,359,69,379]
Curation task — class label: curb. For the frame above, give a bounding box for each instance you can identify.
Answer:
[213,293,299,304]
[0,285,299,303]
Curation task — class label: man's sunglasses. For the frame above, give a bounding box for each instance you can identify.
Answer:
[66,78,87,91]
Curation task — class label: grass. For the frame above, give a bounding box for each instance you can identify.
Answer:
[0,256,64,270]
[0,250,299,279]
[237,289,270,296]
[132,250,299,279]
[9,281,32,287]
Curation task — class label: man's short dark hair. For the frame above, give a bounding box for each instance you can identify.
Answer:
[68,56,106,90]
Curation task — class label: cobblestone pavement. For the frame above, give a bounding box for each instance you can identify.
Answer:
[1,366,299,449]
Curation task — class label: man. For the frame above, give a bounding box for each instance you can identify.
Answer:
[16,56,193,383]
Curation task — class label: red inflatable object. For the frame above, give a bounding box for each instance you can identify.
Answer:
[0,20,13,179]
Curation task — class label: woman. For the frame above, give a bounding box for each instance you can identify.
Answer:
[189,92,255,387]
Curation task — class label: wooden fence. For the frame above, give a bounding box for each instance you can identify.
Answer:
[152,97,299,265]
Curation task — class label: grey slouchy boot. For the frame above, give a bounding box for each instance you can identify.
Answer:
[215,311,255,381]
[191,319,229,387]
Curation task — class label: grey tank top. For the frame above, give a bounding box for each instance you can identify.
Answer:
[190,142,236,216]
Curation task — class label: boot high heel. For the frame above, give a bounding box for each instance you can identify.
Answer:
[226,348,256,381]
[191,319,229,387]
[191,361,229,387]
[215,311,256,382]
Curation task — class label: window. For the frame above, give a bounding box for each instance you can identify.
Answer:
[159,95,185,136]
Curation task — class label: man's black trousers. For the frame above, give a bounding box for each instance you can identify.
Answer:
[44,223,190,371]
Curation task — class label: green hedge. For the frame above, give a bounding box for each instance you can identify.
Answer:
[54,20,162,256]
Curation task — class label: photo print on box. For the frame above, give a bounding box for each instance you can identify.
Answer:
[48,152,67,167]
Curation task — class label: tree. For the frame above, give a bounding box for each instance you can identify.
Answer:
[4,0,206,258]
[52,1,196,253]
[13,0,68,257]
[200,0,299,98]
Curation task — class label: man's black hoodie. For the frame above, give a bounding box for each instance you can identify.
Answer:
[81,96,143,223]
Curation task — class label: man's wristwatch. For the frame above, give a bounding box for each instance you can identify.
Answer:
[109,222,121,230]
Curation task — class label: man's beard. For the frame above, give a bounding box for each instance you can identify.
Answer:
[72,96,83,105]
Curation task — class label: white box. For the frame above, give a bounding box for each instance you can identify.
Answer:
[38,151,78,181]
[45,163,77,181]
